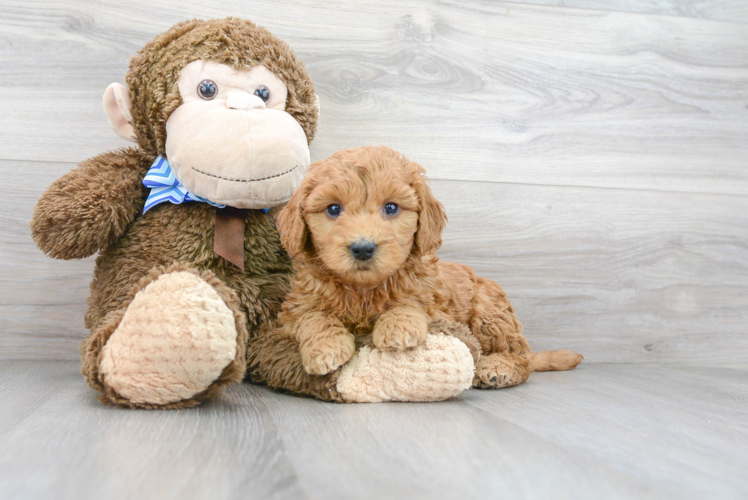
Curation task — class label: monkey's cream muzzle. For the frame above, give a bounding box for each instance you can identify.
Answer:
[165,98,310,209]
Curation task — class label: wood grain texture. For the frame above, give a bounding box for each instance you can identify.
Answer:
[0,1,747,194]
[1,360,747,500]
[432,180,748,365]
[3,159,746,363]
[508,0,748,23]
[0,161,93,360]
[0,361,307,500]
[1,0,747,364]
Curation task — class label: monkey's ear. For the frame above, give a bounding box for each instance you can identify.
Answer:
[314,95,320,116]
[103,83,137,142]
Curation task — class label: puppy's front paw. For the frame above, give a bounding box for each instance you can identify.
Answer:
[373,308,428,351]
[301,333,356,375]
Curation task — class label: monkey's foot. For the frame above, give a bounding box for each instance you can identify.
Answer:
[335,333,475,403]
[84,265,247,409]
[473,353,529,389]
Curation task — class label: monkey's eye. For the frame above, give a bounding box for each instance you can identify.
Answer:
[254,85,270,103]
[198,80,218,100]
[326,204,341,218]
[384,203,399,216]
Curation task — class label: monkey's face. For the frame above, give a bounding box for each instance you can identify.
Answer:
[162,61,310,209]
[104,19,320,210]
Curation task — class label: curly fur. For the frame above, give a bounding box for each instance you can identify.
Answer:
[274,146,583,387]
[30,19,327,409]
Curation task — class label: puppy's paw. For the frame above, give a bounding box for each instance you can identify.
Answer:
[473,353,529,389]
[372,308,428,351]
[301,333,356,375]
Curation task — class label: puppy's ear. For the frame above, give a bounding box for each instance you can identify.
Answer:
[276,181,311,258]
[410,163,447,256]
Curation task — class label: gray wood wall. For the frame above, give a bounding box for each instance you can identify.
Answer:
[1,0,746,364]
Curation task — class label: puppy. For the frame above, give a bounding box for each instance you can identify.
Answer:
[275,146,582,388]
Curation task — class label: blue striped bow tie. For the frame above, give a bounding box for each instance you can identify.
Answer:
[142,156,226,213]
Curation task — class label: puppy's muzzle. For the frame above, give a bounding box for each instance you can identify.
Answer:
[349,239,377,261]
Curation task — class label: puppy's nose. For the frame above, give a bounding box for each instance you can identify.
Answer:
[349,240,377,261]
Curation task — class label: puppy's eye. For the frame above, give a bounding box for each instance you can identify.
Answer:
[254,85,270,103]
[198,80,218,100]
[326,204,341,218]
[384,203,399,216]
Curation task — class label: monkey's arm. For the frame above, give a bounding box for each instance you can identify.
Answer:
[246,324,345,402]
[31,147,152,259]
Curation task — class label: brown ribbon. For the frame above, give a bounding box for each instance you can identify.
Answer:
[214,207,247,270]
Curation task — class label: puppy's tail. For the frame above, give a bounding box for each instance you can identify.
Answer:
[527,349,583,372]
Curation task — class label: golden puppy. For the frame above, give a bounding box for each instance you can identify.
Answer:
[276,146,582,388]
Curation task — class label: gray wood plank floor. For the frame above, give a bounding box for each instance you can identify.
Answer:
[3,3,746,499]
[1,360,746,500]
[5,159,747,364]
[2,0,748,363]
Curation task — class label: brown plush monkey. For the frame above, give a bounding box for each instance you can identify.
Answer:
[31,18,476,408]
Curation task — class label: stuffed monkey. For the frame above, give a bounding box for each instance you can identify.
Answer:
[31,18,475,408]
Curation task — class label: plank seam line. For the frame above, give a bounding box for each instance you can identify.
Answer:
[0,158,78,166]
[3,159,746,199]
[430,176,748,199]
